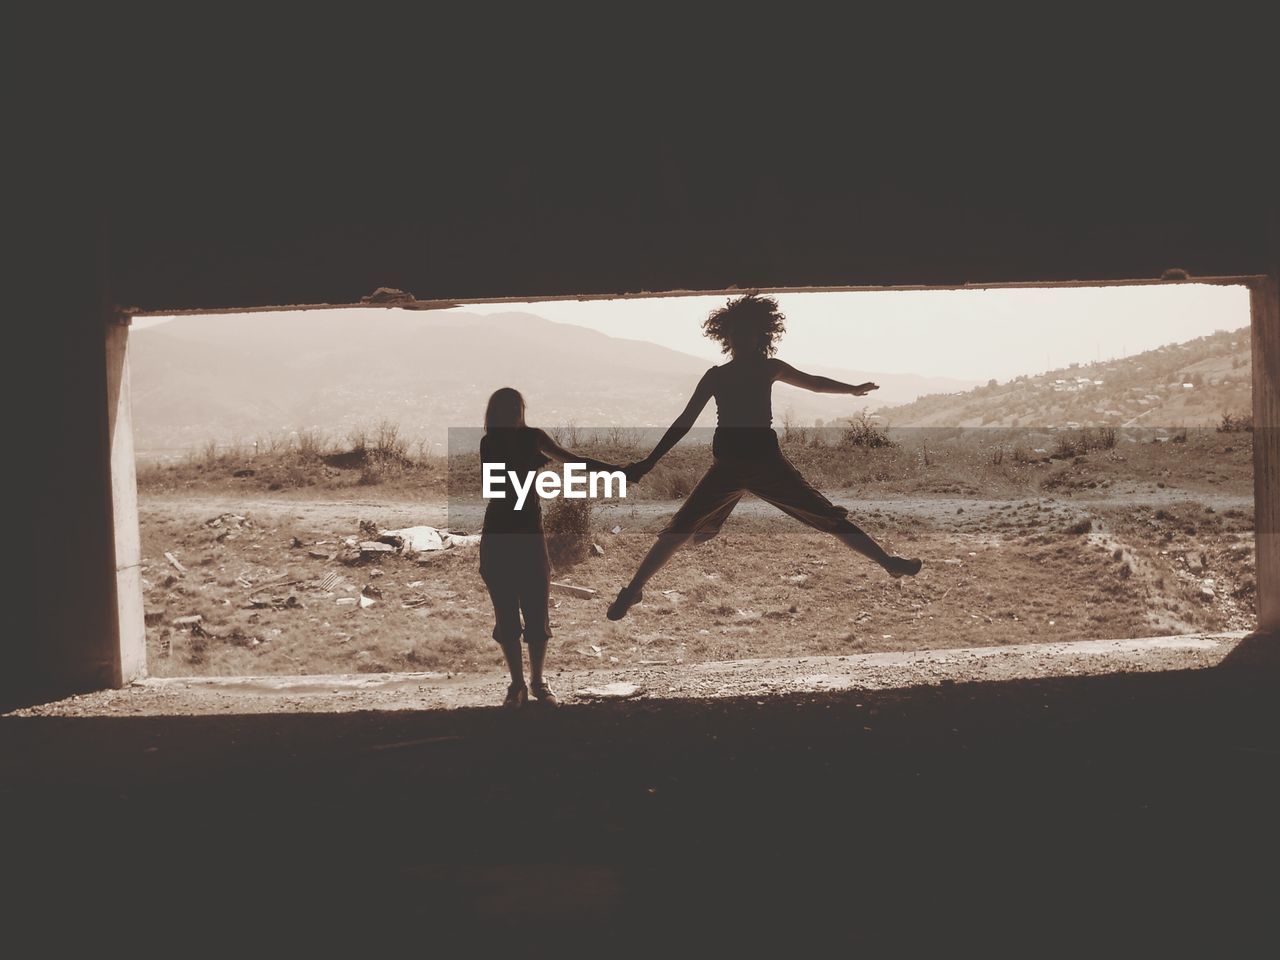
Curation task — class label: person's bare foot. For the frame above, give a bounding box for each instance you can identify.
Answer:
[886,556,923,579]
[607,584,644,620]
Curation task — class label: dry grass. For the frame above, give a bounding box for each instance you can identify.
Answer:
[141,427,1253,504]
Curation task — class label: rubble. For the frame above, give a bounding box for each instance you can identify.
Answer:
[172,615,202,628]
[164,552,187,575]
[380,526,443,553]
[315,572,343,592]
[379,525,482,553]
[246,595,304,611]
[574,681,643,700]
[552,582,596,598]
[205,513,249,529]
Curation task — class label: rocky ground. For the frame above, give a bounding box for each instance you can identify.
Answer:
[131,482,1257,681]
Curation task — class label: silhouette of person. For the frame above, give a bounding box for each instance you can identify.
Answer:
[609,295,922,620]
[480,388,624,707]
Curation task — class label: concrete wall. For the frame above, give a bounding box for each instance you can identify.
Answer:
[16,131,1280,708]
[17,243,123,708]
[1254,275,1280,632]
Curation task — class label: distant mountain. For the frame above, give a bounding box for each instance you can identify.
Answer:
[128,310,979,456]
[873,327,1252,430]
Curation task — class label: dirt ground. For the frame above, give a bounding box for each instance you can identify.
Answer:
[133,476,1257,680]
[9,632,1246,717]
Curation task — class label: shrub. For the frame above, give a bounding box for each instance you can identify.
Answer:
[544,497,592,569]
[1052,427,1116,458]
[374,419,408,460]
[841,414,896,449]
[346,426,369,455]
[549,422,582,449]
[1218,411,1253,433]
[296,429,327,459]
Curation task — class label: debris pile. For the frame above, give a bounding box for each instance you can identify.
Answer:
[346,524,482,563]
[205,513,253,543]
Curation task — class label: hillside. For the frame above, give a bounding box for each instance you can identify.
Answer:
[129,310,977,456]
[874,327,1252,430]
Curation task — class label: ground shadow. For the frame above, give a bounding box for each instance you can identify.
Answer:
[3,655,1279,947]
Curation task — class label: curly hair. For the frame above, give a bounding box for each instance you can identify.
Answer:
[701,294,786,358]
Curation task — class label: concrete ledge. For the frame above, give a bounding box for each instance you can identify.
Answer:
[7,631,1257,717]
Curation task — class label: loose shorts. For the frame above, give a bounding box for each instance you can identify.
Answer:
[479,533,553,645]
[662,442,853,542]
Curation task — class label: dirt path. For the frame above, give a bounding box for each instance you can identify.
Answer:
[141,486,1253,531]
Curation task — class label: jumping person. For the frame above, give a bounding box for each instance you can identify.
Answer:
[480,387,624,708]
[609,294,922,620]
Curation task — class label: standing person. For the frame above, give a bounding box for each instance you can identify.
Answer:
[609,294,922,620]
[480,387,624,708]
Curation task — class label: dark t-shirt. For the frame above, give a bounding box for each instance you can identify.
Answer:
[481,427,550,534]
[709,358,783,459]
[710,358,776,429]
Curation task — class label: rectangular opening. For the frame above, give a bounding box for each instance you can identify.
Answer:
[121,280,1259,689]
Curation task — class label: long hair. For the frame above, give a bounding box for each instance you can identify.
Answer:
[702,293,787,358]
[484,387,526,432]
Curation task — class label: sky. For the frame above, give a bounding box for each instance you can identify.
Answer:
[136,283,1249,383]
[456,284,1250,381]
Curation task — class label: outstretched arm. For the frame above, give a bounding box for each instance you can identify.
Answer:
[533,429,623,475]
[630,370,716,479]
[774,359,878,396]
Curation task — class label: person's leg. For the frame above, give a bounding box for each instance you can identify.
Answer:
[527,637,547,686]
[499,638,525,686]
[520,537,554,693]
[626,530,695,591]
[481,540,528,698]
[749,455,919,575]
[609,464,743,619]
